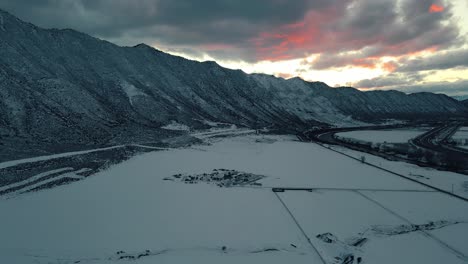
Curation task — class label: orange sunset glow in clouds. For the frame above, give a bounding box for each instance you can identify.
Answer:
[162,0,468,96]
[429,4,444,13]
[4,0,468,96]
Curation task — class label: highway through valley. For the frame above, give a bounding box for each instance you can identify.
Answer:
[411,122,468,157]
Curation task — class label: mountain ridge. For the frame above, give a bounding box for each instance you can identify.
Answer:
[0,8,467,161]
[453,95,468,101]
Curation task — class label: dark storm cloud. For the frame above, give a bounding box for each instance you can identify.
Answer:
[372,80,468,97]
[335,0,397,39]
[355,72,468,97]
[397,49,468,72]
[0,0,323,61]
[309,46,383,70]
[0,0,463,65]
[304,0,461,69]
[349,0,458,50]
[355,73,426,88]
[0,0,313,41]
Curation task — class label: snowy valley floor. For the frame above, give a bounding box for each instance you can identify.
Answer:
[0,134,467,263]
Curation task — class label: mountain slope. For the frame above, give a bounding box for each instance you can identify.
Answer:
[0,9,467,161]
[453,95,468,101]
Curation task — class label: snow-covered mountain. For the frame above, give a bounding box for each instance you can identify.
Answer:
[0,9,467,160]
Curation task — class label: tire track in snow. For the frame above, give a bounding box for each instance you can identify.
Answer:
[355,190,468,261]
[273,192,327,264]
[0,168,73,192]
[304,138,468,202]
[4,169,90,197]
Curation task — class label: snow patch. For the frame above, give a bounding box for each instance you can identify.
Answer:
[191,127,255,140]
[195,119,232,127]
[161,121,190,131]
[3,168,89,197]
[0,167,74,192]
[451,127,468,148]
[121,81,146,105]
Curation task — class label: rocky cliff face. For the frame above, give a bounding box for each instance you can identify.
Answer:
[0,9,466,161]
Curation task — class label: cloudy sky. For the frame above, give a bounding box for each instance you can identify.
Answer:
[1,0,467,96]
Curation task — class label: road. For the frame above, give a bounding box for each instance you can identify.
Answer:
[302,124,409,163]
[305,122,468,161]
[411,122,468,156]
[302,122,468,179]
[301,125,468,202]
[303,123,412,146]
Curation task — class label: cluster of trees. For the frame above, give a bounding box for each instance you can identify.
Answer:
[335,135,468,171]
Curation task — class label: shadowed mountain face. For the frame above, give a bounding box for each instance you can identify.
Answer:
[0,9,467,161]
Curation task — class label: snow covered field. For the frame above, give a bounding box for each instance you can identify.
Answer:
[280,191,467,263]
[453,127,468,139]
[327,143,468,199]
[336,128,429,144]
[1,134,467,263]
[452,127,468,149]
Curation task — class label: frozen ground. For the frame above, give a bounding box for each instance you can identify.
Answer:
[1,134,467,263]
[452,127,468,140]
[161,121,190,131]
[326,143,468,199]
[452,127,468,149]
[280,191,467,264]
[336,128,429,144]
